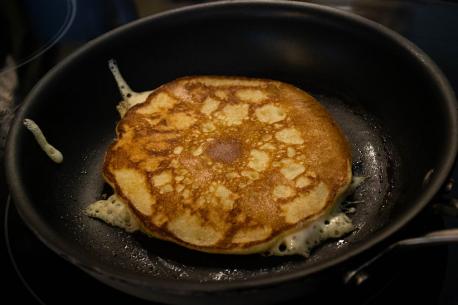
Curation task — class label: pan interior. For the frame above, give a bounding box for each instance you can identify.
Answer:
[34,90,398,282]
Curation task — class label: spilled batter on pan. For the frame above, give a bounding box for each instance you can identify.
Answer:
[23,118,63,163]
[85,60,357,256]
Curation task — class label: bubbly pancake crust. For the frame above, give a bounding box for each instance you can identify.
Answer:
[103,76,352,254]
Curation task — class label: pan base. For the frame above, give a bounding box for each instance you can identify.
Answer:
[57,91,399,282]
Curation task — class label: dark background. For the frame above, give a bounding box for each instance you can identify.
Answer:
[1,1,457,304]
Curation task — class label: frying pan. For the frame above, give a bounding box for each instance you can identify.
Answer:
[5,1,458,304]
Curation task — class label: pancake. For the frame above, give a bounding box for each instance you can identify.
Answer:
[101,76,352,254]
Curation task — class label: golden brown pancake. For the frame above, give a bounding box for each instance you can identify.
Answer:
[103,76,352,254]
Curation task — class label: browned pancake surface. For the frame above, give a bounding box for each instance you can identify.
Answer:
[103,76,351,253]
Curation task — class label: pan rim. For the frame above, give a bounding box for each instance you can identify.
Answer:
[5,0,458,293]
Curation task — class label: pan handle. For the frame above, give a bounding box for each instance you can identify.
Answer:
[343,228,458,285]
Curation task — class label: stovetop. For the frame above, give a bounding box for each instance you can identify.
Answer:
[1,1,457,304]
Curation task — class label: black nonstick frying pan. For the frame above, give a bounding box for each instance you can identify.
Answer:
[5,1,458,304]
